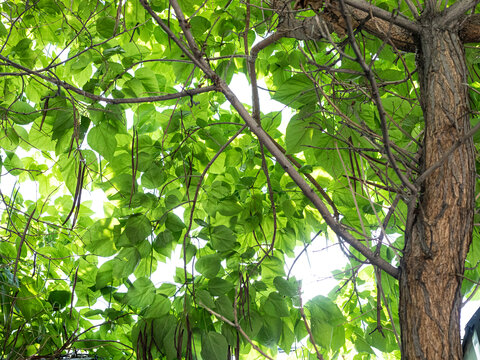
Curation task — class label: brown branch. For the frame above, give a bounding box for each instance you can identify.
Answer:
[276,2,480,53]
[343,0,418,32]
[377,267,402,347]
[276,1,417,52]
[248,32,285,124]
[460,14,480,45]
[286,230,322,278]
[181,125,247,294]
[0,55,216,103]
[12,208,36,283]
[260,146,277,255]
[221,81,399,277]
[442,0,480,26]
[246,33,340,218]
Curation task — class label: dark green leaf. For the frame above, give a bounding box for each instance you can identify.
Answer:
[210,225,237,251]
[201,332,228,360]
[208,277,234,296]
[125,214,152,245]
[272,74,317,108]
[97,16,116,38]
[47,290,71,310]
[165,212,186,232]
[8,101,39,125]
[195,254,221,278]
[144,295,171,318]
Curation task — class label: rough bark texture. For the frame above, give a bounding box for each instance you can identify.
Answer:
[399,21,476,359]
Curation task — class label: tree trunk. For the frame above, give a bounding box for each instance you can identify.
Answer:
[399,22,476,359]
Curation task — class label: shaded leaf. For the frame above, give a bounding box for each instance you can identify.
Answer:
[201,332,228,360]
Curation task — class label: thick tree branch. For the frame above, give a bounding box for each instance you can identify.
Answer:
[278,4,417,51]
[276,3,480,53]
[460,14,480,43]
[441,0,479,26]
[248,32,285,124]
[343,0,419,32]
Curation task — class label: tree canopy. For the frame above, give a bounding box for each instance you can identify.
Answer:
[2,0,480,359]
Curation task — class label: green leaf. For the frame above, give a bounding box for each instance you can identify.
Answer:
[195,254,221,278]
[215,295,234,321]
[217,198,243,216]
[0,21,7,37]
[280,321,295,354]
[261,256,285,282]
[144,295,171,318]
[196,289,216,309]
[272,74,317,108]
[113,247,140,278]
[13,38,32,52]
[83,219,117,256]
[135,67,161,95]
[201,332,228,360]
[307,296,346,351]
[273,276,299,297]
[257,316,282,348]
[142,164,165,189]
[97,16,116,38]
[16,286,44,321]
[190,16,211,38]
[125,214,152,245]
[124,277,156,308]
[152,315,177,350]
[71,52,92,71]
[208,277,234,296]
[264,292,290,317]
[47,290,71,310]
[96,260,114,289]
[240,311,263,339]
[8,101,39,125]
[165,212,186,232]
[3,151,23,176]
[210,225,237,251]
[87,123,117,161]
[0,127,19,151]
[285,114,314,154]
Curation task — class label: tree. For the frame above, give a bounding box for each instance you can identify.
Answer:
[2,0,480,358]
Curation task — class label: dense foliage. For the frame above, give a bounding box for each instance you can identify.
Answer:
[1,0,480,359]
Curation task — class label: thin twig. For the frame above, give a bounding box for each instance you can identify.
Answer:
[13,208,36,283]
[337,0,417,195]
[298,288,325,360]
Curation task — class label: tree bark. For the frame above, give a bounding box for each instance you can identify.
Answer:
[399,22,476,359]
